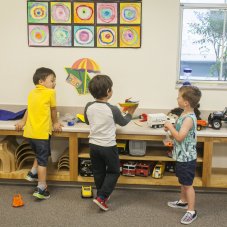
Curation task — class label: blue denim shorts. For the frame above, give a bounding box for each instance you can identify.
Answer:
[175,159,196,186]
[29,137,51,167]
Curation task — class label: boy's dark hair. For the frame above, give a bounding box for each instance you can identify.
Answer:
[88,74,113,99]
[179,85,202,109]
[33,67,56,85]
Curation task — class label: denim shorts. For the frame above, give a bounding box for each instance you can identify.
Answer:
[29,137,51,167]
[175,159,196,186]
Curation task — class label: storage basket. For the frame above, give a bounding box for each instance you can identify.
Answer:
[129,141,146,156]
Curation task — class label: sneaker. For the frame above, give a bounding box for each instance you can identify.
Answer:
[93,197,109,211]
[181,211,197,225]
[104,196,110,203]
[167,200,188,209]
[33,187,50,200]
[25,171,38,182]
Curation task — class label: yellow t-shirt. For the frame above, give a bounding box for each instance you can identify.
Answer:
[23,85,56,139]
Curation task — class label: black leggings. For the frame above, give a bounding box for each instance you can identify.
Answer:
[89,143,120,198]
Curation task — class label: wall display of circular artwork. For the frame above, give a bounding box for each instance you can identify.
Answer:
[74,2,94,24]
[120,3,141,24]
[97,3,118,24]
[27,0,142,48]
[28,2,48,23]
[74,26,94,47]
[51,2,71,23]
[51,26,72,46]
[120,26,140,47]
[97,26,117,48]
[28,25,49,46]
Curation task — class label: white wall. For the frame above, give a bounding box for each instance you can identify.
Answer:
[2,0,226,110]
[1,0,227,110]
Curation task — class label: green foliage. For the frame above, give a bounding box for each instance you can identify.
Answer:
[188,10,227,79]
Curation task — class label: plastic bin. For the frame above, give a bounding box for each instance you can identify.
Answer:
[129,141,146,156]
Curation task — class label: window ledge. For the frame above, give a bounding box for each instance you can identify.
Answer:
[176,81,227,90]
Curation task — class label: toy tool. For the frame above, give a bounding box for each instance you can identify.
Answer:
[12,194,24,207]
[163,132,173,147]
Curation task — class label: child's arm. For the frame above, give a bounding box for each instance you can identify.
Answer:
[15,110,27,131]
[51,107,63,132]
[164,117,193,142]
[112,105,138,126]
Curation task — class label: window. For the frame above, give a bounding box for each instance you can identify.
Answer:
[178,1,227,88]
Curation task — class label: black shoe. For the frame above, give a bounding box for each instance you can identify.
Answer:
[33,187,50,200]
[25,171,38,182]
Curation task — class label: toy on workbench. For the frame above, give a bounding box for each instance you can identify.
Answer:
[147,113,175,129]
[119,98,139,113]
[208,107,227,130]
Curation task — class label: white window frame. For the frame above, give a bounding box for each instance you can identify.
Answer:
[177,3,227,90]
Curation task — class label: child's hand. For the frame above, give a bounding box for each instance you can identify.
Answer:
[53,122,63,132]
[15,121,25,131]
[164,121,173,131]
[127,105,138,115]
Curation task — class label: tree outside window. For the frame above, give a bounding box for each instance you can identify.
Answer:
[179,2,227,84]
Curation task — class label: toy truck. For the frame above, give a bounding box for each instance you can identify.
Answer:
[147,113,175,129]
[152,162,166,179]
[135,163,150,177]
[208,107,227,130]
[117,141,128,155]
[81,185,93,198]
[122,162,137,176]
[79,159,93,177]
[197,119,208,131]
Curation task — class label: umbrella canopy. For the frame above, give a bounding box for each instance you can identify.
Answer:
[71,58,100,73]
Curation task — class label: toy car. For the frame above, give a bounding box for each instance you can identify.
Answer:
[197,119,208,131]
[147,113,175,129]
[81,185,93,198]
[165,162,175,173]
[122,162,137,176]
[79,159,93,177]
[135,163,150,177]
[117,141,128,155]
[208,107,227,129]
[152,162,166,179]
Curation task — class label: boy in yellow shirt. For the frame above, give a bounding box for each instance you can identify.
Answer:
[15,67,62,199]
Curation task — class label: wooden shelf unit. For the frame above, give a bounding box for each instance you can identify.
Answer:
[0,129,226,188]
[77,133,204,187]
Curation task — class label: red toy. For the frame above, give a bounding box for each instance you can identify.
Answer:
[135,163,150,177]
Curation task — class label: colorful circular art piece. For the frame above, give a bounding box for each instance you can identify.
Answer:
[52,26,71,46]
[75,27,94,45]
[30,3,47,20]
[121,27,138,46]
[30,27,47,43]
[76,5,93,20]
[122,6,138,22]
[98,28,115,45]
[52,3,70,22]
[98,4,116,23]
